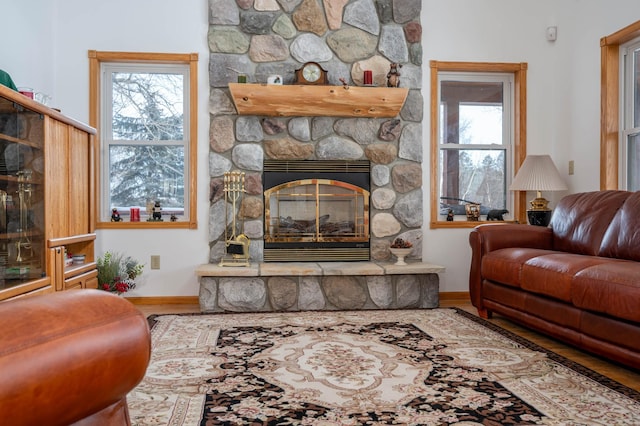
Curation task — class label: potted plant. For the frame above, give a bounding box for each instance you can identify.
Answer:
[97,251,144,295]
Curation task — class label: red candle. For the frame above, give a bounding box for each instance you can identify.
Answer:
[130,207,140,222]
[364,70,373,85]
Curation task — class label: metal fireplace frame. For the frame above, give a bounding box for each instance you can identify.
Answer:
[263,160,370,262]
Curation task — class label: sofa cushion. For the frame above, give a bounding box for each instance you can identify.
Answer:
[572,261,640,323]
[521,254,615,302]
[482,248,559,288]
[550,190,630,256]
[599,191,640,261]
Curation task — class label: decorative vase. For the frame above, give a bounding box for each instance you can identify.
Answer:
[389,247,412,265]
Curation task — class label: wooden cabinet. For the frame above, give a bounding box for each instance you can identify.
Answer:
[48,238,98,292]
[0,85,96,301]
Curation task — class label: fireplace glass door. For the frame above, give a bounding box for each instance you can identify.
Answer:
[265,179,369,244]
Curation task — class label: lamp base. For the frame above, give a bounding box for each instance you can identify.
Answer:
[527,209,552,227]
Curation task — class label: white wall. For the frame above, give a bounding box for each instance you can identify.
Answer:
[53,0,212,297]
[0,1,55,96]
[3,0,638,296]
[422,0,640,292]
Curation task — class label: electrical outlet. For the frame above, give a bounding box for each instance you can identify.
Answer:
[568,160,575,175]
[150,255,160,270]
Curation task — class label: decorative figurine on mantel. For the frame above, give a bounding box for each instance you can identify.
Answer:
[387,63,402,87]
[147,200,163,222]
[111,208,122,222]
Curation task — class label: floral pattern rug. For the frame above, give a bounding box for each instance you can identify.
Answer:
[128,309,640,425]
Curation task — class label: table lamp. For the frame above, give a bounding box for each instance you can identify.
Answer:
[509,155,567,226]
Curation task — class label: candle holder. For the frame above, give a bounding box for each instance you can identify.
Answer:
[389,248,412,265]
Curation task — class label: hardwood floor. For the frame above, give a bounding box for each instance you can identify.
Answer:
[133,300,640,393]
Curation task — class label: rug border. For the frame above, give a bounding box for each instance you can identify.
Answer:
[145,308,640,402]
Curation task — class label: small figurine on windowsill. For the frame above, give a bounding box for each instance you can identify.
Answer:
[487,209,509,221]
[147,200,163,222]
[146,200,154,218]
[170,214,177,222]
[446,209,454,221]
[111,208,122,222]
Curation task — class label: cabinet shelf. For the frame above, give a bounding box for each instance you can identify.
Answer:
[64,261,97,279]
[229,83,408,118]
[48,233,96,248]
[0,277,50,297]
[0,174,43,184]
[0,133,43,149]
[0,230,43,240]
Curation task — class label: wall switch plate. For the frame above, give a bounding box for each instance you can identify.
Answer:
[150,255,160,269]
[568,160,574,175]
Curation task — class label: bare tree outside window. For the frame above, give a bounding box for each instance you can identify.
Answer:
[111,73,183,140]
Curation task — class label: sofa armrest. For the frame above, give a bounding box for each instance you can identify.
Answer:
[0,290,151,426]
[469,224,553,316]
[470,223,553,253]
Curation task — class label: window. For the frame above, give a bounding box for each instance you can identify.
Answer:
[429,61,527,228]
[89,51,198,228]
[621,39,640,190]
[601,20,640,190]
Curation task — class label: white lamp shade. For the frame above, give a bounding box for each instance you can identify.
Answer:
[509,155,568,192]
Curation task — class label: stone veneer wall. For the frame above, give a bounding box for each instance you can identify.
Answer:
[198,262,442,312]
[208,0,423,264]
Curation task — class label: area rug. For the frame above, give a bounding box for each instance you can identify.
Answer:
[128,309,640,425]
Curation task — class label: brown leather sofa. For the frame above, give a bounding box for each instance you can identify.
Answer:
[469,190,640,369]
[0,289,151,425]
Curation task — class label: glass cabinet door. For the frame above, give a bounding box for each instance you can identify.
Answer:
[0,96,45,287]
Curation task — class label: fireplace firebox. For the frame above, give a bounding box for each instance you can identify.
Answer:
[263,160,370,262]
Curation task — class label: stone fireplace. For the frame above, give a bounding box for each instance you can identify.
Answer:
[208,0,424,265]
[201,1,439,314]
[263,159,370,261]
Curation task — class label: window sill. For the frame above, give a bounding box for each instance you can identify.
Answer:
[430,220,519,229]
[97,220,197,230]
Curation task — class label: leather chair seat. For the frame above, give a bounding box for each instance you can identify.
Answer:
[0,290,151,426]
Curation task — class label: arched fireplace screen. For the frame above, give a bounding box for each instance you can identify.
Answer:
[263,160,370,262]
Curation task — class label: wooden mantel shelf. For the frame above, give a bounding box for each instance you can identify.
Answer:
[228,83,409,118]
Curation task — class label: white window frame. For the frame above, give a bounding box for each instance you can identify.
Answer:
[620,38,640,190]
[437,72,514,219]
[100,62,190,221]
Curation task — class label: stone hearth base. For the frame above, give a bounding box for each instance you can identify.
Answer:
[196,262,445,312]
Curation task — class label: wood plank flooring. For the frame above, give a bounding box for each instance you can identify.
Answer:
[133,299,640,392]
